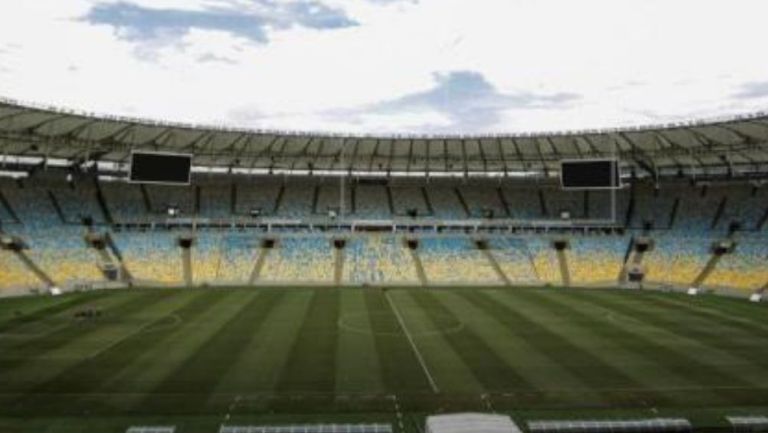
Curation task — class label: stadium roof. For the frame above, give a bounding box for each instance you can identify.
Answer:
[1,98,768,177]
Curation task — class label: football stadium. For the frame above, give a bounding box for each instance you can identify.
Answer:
[2,1,768,432]
[1,98,768,432]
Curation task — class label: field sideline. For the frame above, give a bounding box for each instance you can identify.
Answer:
[1,286,767,433]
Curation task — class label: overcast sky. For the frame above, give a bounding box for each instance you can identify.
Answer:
[1,0,768,135]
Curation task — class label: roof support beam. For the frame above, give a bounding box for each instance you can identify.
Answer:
[616,133,657,179]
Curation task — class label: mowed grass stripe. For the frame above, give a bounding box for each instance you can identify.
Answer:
[559,291,768,405]
[409,290,535,394]
[628,293,768,342]
[0,292,111,333]
[1,291,211,416]
[274,289,340,394]
[390,291,484,395]
[654,294,768,333]
[213,290,313,397]
[335,289,386,395]
[206,289,288,396]
[147,290,285,413]
[539,290,758,387]
[462,290,669,408]
[508,289,728,407]
[4,291,203,415]
[0,291,123,353]
[0,290,166,379]
[631,293,768,340]
[84,290,223,396]
[578,292,768,381]
[433,291,605,407]
[0,295,64,322]
[363,289,434,394]
[384,290,439,393]
[685,295,768,330]
[98,290,243,412]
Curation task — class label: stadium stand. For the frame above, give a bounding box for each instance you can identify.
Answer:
[259,236,334,283]
[112,230,181,284]
[2,178,61,228]
[0,249,41,289]
[0,100,767,295]
[643,234,713,287]
[715,183,768,232]
[587,189,628,222]
[101,181,147,221]
[353,184,390,219]
[342,235,420,284]
[527,238,563,285]
[427,186,468,219]
[193,231,224,284]
[198,179,233,218]
[673,184,725,232]
[704,238,768,292]
[459,184,507,218]
[2,173,768,293]
[568,235,628,286]
[390,185,430,217]
[45,179,106,224]
[630,183,678,229]
[543,187,585,220]
[489,238,539,284]
[418,237,502,285]
[146,184,195,215]
[500,187,545,219]
[233,180,281,216]
[216,233,261,283]
[316,183,352,216]
[275,181,315,218]
[22,226,103,285]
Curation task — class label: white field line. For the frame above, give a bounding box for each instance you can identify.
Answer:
[222,394,242,423]
[384,291,439,393]
[481,393,495,413]
[391,394,405,433]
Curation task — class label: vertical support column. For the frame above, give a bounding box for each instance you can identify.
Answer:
[178,234,196,287]
[405,238,427,287]
[85,232,121,282]
[16,250,56,287]
[497,187,512,218]
[385,186,395,216]
[1,234,55,287]
[476,239,510,286]
[273,184,285,215]
[619,237,654,284]
[454,187,470,217]
[692,239,735,288]
[553,239,571,287]
[421,187,434,215]
[333,238,346,286]
[249,238,274,285]
[105,232,133,283]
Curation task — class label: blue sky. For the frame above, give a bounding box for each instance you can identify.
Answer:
[84,1,357,44]
[1,0,767,134]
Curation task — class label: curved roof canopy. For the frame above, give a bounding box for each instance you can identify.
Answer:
[1,98,768,177]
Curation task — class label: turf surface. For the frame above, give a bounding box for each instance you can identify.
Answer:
[0,286,767,432]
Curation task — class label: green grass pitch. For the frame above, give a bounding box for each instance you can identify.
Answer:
[1,286,767,432]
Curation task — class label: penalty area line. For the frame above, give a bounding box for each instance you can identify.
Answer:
[384,291,439,394]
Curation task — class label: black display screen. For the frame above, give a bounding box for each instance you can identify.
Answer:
[561,159,620,189]
[129,152,192,185]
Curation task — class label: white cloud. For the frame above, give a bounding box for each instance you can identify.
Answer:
[0,0,767,134]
